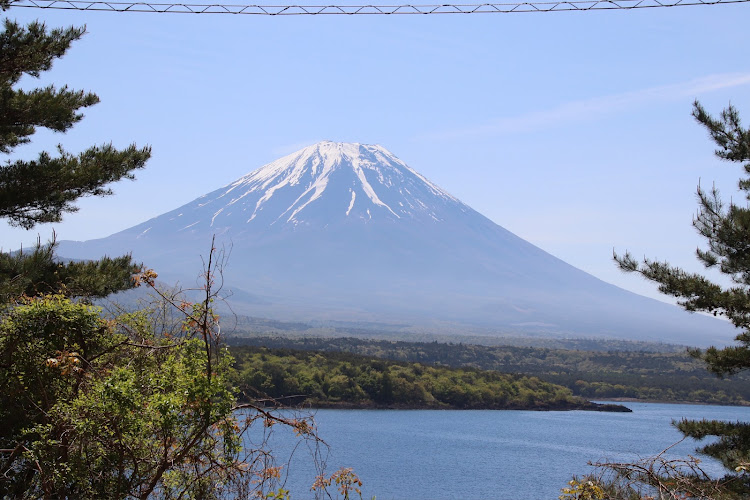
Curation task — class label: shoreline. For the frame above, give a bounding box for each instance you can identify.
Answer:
[248,399,633,412]
[602,397,750,407]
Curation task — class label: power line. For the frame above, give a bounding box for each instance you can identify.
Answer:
[9,0,750,15]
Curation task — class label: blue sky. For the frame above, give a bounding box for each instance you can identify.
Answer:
[3,3,750,302]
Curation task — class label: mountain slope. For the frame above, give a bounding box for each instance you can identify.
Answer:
[57,141,736,347]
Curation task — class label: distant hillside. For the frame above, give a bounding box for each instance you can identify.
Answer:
[224,314,689,351]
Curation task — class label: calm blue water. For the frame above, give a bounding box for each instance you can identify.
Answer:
[246,403,750,499]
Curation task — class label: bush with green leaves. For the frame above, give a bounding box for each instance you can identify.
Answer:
[0,291,244,498]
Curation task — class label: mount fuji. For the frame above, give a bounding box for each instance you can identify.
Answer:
[57,141,734,346]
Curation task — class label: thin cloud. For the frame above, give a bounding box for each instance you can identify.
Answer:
[424,72,750,140]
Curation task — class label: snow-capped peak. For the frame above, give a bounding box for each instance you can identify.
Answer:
[155,141,468,233]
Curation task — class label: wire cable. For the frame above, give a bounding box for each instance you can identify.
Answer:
[9,0,750,15]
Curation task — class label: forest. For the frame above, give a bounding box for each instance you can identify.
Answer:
[230,345,630,411]
[228,335,750,406]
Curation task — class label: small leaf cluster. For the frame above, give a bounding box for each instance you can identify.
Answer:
[311,468,364,500]
[559,479,605,500]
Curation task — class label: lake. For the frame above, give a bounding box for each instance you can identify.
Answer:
[247,402,750,499]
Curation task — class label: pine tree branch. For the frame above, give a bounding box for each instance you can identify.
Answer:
[0,237,141,300]
[0,84,99,153]
[0,19,85,84]
[0,143,151,229]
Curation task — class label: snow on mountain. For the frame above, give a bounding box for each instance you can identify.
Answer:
[56,141,737,347]
[131,141,466,239]
[228,141,458,224]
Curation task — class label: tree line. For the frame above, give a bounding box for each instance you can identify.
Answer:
[228,335,750,405]
[230,345,628,411]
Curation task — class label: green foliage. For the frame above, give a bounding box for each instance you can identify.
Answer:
[0,255,351,499]
[676,418,750,471]
[559,479,605,500]
[616,102,750,376]
[229,335,750,405]
[0,143,150,229]
[0,8,149,297]
[0,19,95,154]
[0,294,245,498]
[0,15,150,229]
[0,238,140,301]
[231,345,605,410]
[0,295,118,459]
